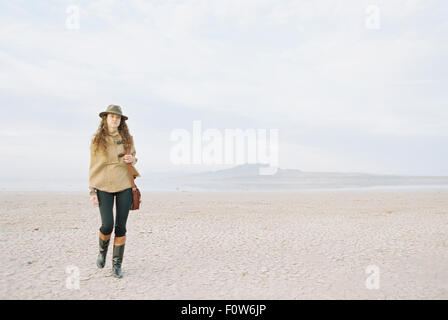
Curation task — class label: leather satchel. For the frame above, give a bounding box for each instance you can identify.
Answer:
[126,146,141,210]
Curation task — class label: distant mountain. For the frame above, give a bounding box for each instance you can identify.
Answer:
[185,164,405,181]
[190,163,284,177]
[137,164,448,191]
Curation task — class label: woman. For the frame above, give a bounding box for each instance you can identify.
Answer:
[89,104,141,278]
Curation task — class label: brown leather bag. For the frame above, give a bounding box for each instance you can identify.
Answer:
[126,147,141,210]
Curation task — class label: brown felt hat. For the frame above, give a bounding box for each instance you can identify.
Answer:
[99,104,128,120]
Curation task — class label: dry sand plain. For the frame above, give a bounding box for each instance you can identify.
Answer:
[1,190,447,299]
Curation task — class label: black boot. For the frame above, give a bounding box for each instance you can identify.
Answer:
[96,236,110,268]
[112,244,125,278]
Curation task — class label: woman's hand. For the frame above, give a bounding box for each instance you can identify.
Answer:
[123,154,134,164]
[90,194,99,207]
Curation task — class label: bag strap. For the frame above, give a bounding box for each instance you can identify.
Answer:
[126,146,137,191]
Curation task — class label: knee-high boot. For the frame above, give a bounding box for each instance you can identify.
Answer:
[112,236,126,278]
[96,231,111,268]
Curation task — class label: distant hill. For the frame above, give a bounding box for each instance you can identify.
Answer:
[138,164,448,191]
[190,163,286,177]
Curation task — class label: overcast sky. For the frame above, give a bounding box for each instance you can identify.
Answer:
[1,0,447,184]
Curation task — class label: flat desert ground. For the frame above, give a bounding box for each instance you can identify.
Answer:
[1,190,447,299]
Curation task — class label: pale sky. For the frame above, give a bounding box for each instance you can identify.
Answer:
[1,0,447,184]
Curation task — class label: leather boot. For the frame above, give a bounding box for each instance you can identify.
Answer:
[112,244,125,278]
[97,233,110,268]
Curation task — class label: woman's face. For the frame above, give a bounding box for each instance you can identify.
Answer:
[106,113,121,131]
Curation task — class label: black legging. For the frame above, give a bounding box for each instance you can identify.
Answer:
[97,188,133,237]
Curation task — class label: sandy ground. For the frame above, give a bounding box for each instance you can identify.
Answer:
[0,190,447,300]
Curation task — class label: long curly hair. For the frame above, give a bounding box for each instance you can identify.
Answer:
[91,115,133,155]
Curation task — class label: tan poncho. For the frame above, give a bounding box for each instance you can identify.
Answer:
[89,131,141,193]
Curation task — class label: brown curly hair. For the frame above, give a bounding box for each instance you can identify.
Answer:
[91,115,133,155]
